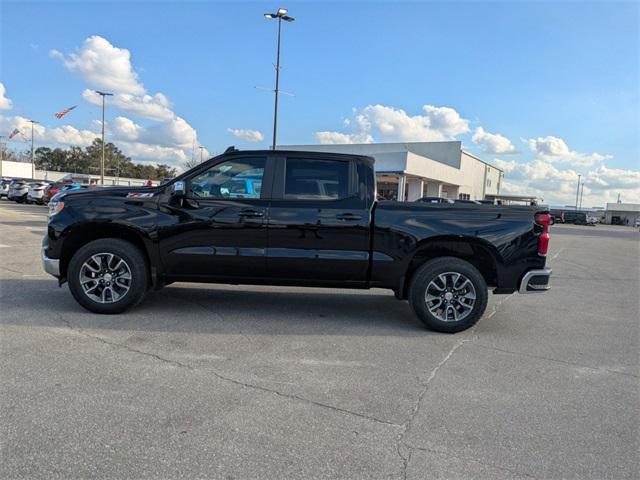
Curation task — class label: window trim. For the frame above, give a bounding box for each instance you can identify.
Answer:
[272,156,358,202]
[184,155,274,201]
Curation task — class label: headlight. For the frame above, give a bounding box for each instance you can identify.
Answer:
[48,200,65,217]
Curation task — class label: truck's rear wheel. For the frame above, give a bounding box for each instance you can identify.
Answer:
[68,238,148,314]
[409,257,488,333]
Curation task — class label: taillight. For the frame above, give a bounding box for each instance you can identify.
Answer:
[535,213,551,256]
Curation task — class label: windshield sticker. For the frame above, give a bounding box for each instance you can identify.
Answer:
[127,192,155,198]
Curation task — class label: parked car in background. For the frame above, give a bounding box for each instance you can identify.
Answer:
[50,183,88,201]
[549,209,565,224]
[8,179,31,203]
[44,174,93,203]
[417,196,455,204]
[27,181,52,205]
[562,211,588,225]
[0,178,12,198]
[454,199,482,205]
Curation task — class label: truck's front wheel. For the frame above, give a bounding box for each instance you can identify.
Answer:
[409,257,488,333]
[67,238,149,314]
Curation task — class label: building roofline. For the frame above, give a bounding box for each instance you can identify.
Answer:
[461,150,504,173]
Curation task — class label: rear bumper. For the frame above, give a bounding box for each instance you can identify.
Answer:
[42,247,60,277]
[519,268,552,293]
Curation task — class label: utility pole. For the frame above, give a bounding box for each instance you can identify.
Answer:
[264,8,295,150]
[96,91,113,185]
[575,174,581,211]
[29,120,39,179]
[579,180,585,211]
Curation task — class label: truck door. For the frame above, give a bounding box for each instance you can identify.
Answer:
[159,156,272,280]
[266,155,371,284]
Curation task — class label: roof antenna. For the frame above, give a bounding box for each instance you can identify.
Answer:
[224,146,238,153]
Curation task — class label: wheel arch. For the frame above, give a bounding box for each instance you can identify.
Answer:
[399,235,500,299]
[59,223,153,281]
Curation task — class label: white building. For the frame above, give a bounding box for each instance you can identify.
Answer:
[282,141,503,201]
[0,159,155,186]
[605,203,640,225]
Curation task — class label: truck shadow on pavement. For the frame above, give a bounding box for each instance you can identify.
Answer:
[0,278,432,337]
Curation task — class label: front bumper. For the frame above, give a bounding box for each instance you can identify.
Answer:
[519,268,552,293]
[42,247,60,277]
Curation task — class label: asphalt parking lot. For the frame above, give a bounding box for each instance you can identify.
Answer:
[0,200,638,480]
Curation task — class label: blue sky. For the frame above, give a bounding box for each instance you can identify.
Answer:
[1,1,638,205]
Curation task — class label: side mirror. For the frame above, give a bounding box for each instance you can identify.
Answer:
[172,181,185,197]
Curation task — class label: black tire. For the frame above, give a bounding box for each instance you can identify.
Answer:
[409,256,488,333]
[67,238,149,314]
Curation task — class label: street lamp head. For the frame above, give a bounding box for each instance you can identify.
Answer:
[265,8,293,20]
[96,90,114,96]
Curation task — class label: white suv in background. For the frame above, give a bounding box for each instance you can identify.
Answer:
[27,181,51,205]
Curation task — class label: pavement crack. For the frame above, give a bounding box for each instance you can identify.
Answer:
[404,445,541,480]
[50,311,401,429]
[395,335,472,479]
[470,342,639,379]
[395,292,516,479]
[0,265,24,275]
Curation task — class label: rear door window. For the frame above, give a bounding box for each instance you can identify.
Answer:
[284,158,350,200]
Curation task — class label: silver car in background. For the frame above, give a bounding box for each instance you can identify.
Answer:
[8,179,31,203]
[27,181,52,204]
[0,178,11,198]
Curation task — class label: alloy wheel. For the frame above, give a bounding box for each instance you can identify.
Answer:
[79,252,132,303]
[424,271,476,322]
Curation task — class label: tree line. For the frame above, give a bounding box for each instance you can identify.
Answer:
[2,139,177,180]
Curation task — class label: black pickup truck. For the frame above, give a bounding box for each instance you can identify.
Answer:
[43,149,552,332]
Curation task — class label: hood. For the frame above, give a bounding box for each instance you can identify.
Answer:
[60,185,161,201]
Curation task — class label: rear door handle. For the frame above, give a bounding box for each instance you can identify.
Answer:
[239,209,264,218]
[336,213,362,221]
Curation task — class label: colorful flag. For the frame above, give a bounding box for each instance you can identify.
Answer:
[8,128,20,139]
[55,105,77,119]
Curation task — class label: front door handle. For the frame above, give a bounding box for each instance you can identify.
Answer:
[336,213,362,221]
[239,209,264,218]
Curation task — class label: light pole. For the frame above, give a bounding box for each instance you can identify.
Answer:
[264,7,295,150]
[575,174,581,211]
[199,146,205,163]
[579,180,585,211]
[28,120,39,179]
[96,91,113,185]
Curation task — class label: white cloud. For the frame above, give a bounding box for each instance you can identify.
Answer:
[0,114,95,146]
[472,127,518,154]
[527,135,610,168]
[59,36,145,95]
[54,36,203,167]
[116,141,189,163]
[313,103,469,144]
[227,128,264,143]
[112,93,174,122]
[0,83,12,110]
[314,130,373,145]
[111,116,142,141]
[494,157,640,206]
[48,125,96,146]
[82,88,174,122]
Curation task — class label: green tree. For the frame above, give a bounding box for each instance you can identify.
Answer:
[17,140,178,180]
